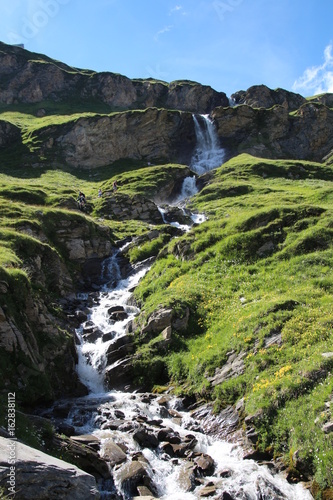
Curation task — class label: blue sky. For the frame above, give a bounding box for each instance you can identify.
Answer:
[1,0,333,98]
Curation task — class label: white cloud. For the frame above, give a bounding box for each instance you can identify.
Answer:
[293,43,333,95]
[169,5,183,14]
[154,25,173,41]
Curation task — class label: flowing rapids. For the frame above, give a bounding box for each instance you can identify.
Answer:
[63,250,313,500]
[45,116,313,499]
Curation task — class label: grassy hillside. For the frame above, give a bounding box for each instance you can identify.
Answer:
[0,150,332,495]
[130,154,333,493]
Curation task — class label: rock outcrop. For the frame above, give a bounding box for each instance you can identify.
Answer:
[212,101,333,162]
[230,84,306,111]
[0,436,100,499]
[0,210,115,404]
[33,108,196,168]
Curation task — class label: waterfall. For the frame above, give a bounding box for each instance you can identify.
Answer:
[177,114,225,201]
[75,250,149,394]
[50,192,312,500]
[190,114,225,175]
[180,175,198,198]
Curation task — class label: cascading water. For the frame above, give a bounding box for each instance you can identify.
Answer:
[190,114,225,175]
[179,175,198,199]
[65,242,313,499]
[176,114,225,204]
[75,249,150,394]
[47,165,313,499]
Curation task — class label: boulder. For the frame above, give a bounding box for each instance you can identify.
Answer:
[0,436,99,499]
[104,357,134,390]
[194,453,215,476]
[100,440,127,466]
[115,460,153,497]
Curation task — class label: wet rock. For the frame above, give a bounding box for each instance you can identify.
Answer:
[75,310,88,322]
[199,484,218,497]
[194,453,215,476]
[82,327,104,343]
[102,331,114,342]
[56,422,76,437]
[108,305,128,322]
[190,404,240,439]
[255,475,287,499]
[105,336,135,366]
[219,469,232,478]
[115,459,154,497]
[159,436,197,458]
[100,420,124,431]
[177,462,196,492]
[133,427,159,448]
[135,485,157,498]
[52,402,73,418]
[100,439,127,467]
[104,357,134,390]
[219,492,236,500]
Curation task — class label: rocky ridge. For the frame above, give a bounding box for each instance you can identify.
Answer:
[1,42,333,169]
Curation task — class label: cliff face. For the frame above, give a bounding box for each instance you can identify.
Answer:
[0,211,114,404]
[36,108,195,168]
[1,42,333,170]
[212,101,333,163]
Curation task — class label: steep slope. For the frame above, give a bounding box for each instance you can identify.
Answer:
[0,41,332,497]
[128,154,333,494]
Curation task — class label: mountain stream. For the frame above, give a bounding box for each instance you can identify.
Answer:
[45,115,314,499]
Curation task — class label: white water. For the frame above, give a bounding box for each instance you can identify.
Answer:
[70,133,312,498]
[71,248,313,500]
[179,175,198,200]
[190,114,225,175]
[76,250,150,394]
[175,113,225,207]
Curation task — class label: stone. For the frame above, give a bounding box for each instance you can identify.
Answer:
[115,460,153,497]
[100,440,127,466]
[0,436,99,499]
[194,453,215,476]
[141,308,173,335]
[133,428,159,449]
[322,421,333,434]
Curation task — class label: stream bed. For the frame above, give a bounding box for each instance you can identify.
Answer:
[44,245,313,499]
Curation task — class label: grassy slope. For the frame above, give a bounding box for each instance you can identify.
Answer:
[132,154,333,492]
[0,105,332,492]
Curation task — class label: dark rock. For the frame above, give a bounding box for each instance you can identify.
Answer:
[100,440,127,467]
[133,427,159,448]
[57,423,76,437]
[115,460,154,497]
[194,454,215,476]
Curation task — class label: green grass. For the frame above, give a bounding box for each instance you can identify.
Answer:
[0,147,332,493]
[129,154,333,492]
